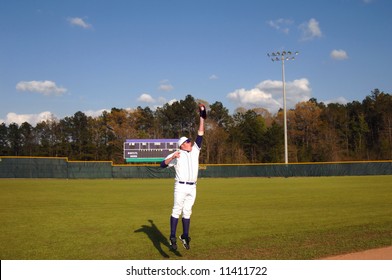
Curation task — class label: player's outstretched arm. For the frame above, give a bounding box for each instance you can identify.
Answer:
[195,104,206,149]
[198,117,204,136]
[198,104,206,136]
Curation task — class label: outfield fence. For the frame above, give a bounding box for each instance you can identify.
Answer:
[1,156,392,178]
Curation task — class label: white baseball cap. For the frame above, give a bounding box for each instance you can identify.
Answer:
[177,136,190,147]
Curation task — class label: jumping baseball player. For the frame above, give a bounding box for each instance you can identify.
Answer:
[160,104,206,250]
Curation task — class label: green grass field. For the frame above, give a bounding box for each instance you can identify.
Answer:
[0,176,391,260]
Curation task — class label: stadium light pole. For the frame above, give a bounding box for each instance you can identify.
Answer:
[267,50,299,164]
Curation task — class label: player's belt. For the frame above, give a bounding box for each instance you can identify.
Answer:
[178,181,196,185]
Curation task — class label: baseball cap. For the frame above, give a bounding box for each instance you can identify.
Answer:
[177,136,190,147]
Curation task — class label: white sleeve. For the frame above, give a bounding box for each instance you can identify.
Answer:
[165,152,177,167]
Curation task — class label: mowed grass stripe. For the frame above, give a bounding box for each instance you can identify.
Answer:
[0,176,391,259]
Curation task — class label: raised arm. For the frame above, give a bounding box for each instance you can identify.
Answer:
[195,104,206,147]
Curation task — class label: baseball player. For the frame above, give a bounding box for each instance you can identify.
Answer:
[160,104,207,250]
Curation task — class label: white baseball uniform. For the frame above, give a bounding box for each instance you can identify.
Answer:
[163,136,202,219]
[162,108,205,250]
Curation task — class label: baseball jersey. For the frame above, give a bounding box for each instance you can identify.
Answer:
[161,136,202,183]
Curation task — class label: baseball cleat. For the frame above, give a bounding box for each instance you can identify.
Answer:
[179,235,191,250]
[169,236,177,251]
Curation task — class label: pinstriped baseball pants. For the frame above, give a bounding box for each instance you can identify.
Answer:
[171,182,197,219]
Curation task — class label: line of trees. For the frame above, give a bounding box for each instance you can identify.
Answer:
[1,89,391,164]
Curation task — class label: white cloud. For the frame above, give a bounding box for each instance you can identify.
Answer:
[4,111,57,126]
[267,18,294,34]
[137,93,155,103]
[84,109,110,118]
[299,18,322,41]
[209,74,219,80]
[227,78,312,113]
[167,99,177,105]
[1,109,110,126]
[158,80,174,92]
[137,94,175,109]
[227,88,280,111]
[330,49,349,60]
[324,97,349,105]
[67,17,93,29]
[158,84,174,92]
[16,80,67,96]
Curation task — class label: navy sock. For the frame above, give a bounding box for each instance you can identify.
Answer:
[182,218,190,238]
[170,216,178,238]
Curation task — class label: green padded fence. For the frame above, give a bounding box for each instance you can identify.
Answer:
[112,165,175,178]
[0,157,67,178]
[200,162,392,178]
[67,161,113,179]
[1,157,391,178]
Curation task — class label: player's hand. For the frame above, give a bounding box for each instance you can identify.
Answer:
[199,104,207,119]
[172,151,181,159]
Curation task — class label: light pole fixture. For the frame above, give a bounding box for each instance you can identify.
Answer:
[267,50,299,164]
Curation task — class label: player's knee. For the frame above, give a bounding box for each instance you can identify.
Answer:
[171,209,181,219]
[182,210,192,219]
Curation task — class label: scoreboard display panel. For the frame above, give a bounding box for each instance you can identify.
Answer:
[124,139,179,163]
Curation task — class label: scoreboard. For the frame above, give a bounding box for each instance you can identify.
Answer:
[123,139,179,163]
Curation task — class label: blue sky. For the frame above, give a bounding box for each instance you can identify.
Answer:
[1,0,391,125]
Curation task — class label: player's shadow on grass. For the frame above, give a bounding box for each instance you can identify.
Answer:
[134,219,182,258]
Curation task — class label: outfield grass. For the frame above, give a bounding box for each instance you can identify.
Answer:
[0,176,391,260]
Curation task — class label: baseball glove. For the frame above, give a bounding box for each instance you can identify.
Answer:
[199,104,207,119]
